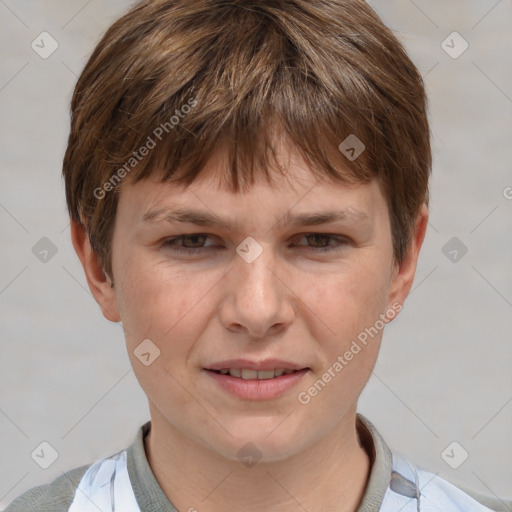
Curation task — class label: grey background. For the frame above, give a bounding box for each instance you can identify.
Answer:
[1,0,511,509]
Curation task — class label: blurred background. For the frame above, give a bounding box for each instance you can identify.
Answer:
[1,0,511,509]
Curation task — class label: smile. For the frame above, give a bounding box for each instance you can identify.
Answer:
[204,368,310,400]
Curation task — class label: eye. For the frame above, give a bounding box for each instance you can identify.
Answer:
[162,234,217,254]
[161,233,350,256]
[293,233,349,253]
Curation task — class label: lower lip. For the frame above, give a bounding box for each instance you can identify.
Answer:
[204,369,309,400]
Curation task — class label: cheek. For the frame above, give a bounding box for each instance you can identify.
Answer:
[293,263,388,415]
[293,257,391,346]
[117,261,218,400]
[115,254,220,348]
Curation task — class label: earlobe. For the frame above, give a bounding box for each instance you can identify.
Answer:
[70,219,121,323]
[386,204,429,318]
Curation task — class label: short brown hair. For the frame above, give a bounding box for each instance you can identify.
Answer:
[63,0,431,281]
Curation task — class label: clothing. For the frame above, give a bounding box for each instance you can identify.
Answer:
[4,414,510,511]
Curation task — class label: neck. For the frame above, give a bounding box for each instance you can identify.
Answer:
[144,405,371,512]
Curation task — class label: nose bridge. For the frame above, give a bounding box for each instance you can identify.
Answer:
[221,239,293,336]
[234,239,279,306]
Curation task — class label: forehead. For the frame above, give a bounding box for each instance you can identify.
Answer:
[117,151,386,236]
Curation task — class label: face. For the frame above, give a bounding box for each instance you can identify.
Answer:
[78,140,426,464]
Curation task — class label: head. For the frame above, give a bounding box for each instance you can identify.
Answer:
[66,0,431,462]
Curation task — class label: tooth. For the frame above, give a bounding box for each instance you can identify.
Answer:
[241,369,258,379]
[224,368,294,379]
[257,370,275,380]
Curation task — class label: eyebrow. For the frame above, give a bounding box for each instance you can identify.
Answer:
[141,207,370,231]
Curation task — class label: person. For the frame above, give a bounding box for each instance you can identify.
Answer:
[5,0,510,511]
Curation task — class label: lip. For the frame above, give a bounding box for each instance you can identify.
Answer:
[205,359,308,372]
[203,367,310,400]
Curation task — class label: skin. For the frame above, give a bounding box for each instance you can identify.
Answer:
[71,136,428,512]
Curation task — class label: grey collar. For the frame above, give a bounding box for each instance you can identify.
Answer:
[355,413,393,511]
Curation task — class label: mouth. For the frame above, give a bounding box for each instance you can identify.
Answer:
[206,368,308,380]
[204,366,310,400]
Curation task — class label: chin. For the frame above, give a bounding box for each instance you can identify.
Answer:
[211,418,309,465]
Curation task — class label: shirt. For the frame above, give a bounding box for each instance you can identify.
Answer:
[4,413,510,511]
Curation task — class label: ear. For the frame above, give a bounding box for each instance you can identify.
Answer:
[70,219,121,323]
[385,204,429,320]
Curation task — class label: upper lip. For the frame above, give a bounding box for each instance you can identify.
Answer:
[205,359,309,371]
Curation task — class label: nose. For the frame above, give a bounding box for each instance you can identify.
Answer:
[218,244,295,339]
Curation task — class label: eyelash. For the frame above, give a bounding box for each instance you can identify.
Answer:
[161,233,349,255]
